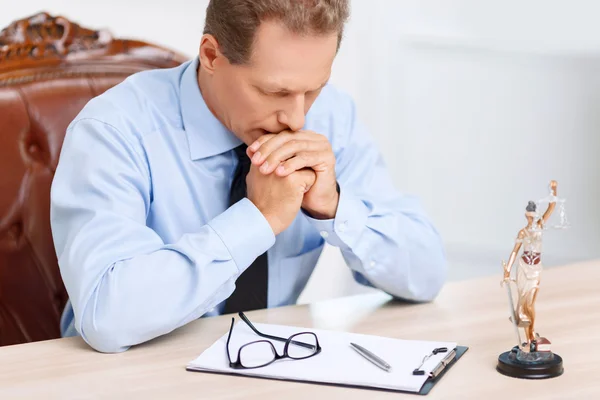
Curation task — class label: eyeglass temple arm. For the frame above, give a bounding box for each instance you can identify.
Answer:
[238,312,317,350]
[225,317,235,365]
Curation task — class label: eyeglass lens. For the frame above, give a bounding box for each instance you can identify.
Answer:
[238,333,319,367]
[240,341,276,368]
[287,333,318,359]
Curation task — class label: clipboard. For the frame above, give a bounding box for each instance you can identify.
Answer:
[186,321,468,395]
[188,345,468,395]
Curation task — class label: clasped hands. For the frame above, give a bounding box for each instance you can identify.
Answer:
[245,130,339,235]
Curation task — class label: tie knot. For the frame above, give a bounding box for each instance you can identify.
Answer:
[229,143,251,207]
[234,143,248,156]
[234,144,250,167]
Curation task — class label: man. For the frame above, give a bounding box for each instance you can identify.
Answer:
[50,0,447,353]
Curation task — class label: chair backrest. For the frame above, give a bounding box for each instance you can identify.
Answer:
[0,12,186,346]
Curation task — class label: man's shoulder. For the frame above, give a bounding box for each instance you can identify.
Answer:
[69,61,190,138]
[313,83,355,113]
[306,83,357,142]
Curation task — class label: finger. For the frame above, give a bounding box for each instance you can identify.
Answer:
[295,169,317,192]
[246,134,276,159]
[260,140,329,174]
[297,130,329,142]
[275,151,333,176]
[251,131,323,165]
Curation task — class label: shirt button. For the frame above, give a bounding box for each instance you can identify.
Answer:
[338,221,348,233]
[320,231,329,239]
[369,260,376,268]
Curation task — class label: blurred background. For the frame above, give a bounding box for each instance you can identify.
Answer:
[3,0,599,303]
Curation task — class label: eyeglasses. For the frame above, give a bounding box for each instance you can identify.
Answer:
[226,312,322,369]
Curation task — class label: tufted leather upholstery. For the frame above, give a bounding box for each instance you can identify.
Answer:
[0,12,186,346]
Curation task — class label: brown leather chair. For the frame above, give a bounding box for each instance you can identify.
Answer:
[0,12,186,346]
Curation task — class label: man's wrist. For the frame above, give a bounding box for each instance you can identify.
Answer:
[209,198,276,270]
[302,190,340,220]
[261,210,285,236]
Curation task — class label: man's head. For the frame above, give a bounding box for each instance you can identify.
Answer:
[198,0,350,145]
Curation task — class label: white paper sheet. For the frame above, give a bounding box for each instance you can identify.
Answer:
[187,321,457,393]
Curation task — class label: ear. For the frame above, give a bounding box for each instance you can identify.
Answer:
[199,34,223,75]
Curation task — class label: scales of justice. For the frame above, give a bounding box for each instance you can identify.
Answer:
[497,180,569,379]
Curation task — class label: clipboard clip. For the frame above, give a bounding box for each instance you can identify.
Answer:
[412,347,456,378]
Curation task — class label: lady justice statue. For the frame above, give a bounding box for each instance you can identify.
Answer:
[496,180,568,379]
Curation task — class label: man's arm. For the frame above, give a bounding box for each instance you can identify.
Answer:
[304,97,447,302]
[50,118,275,353]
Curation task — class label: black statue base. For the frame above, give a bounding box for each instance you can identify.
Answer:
[497,346,563,379]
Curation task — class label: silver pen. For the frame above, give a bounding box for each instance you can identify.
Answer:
[350,342,392,372]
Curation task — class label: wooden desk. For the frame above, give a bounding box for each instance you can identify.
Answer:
[0,260,598,399]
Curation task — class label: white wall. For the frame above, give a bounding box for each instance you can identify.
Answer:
[4,1,599,302]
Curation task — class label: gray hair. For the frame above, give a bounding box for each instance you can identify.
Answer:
[203,0,350,65]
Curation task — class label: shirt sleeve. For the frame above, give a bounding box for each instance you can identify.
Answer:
[50,118,275,353]
[303,94,447,302]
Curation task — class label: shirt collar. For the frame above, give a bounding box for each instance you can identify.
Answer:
[180,56,241,160]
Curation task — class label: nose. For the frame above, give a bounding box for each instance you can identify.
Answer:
[279,94,305,132]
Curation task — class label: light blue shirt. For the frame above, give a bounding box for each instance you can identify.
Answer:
[50,57,447,353]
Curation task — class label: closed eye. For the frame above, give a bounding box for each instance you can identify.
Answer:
[257,81,328,98]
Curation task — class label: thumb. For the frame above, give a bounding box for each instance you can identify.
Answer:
[299,168,317,183]
[296,169,317,192]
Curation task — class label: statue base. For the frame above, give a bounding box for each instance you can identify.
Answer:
[497,344,563,379]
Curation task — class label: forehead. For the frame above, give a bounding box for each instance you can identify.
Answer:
[246,20,338,88]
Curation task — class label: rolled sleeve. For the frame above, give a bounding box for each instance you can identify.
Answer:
[208,198,275,273]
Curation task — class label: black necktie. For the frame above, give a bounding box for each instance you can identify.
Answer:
[223,144,269,314]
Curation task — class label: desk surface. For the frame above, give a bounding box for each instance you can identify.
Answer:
[1,260,598,399]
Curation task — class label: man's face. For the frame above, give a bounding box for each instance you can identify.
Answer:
[209,21,338,145]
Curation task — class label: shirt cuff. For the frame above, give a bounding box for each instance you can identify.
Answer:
[208,198,275,273]
[303,184,369,250]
